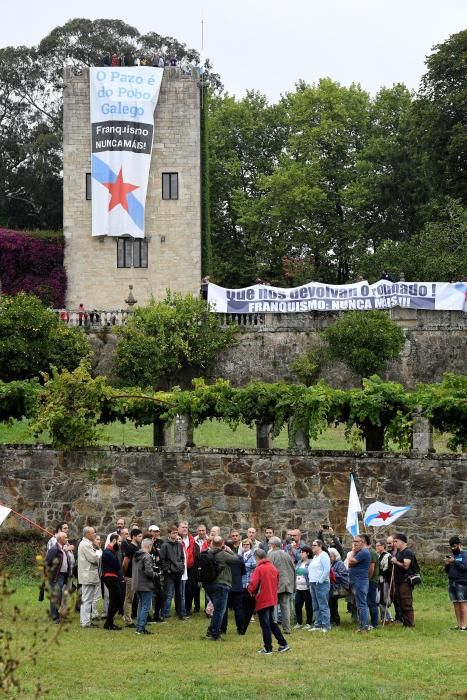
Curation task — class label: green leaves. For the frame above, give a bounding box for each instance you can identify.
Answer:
[0,293,92,382]
[323,310,405,380]
[30,362,112,449]
[113,292,237,389]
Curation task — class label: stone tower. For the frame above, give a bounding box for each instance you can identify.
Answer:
[63,66,201,309]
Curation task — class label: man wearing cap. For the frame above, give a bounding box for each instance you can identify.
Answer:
[148,525,165,622]
[391,533,417,627]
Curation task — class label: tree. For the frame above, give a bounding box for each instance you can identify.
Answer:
[113,292,237,389]
[30,362,111,449]
[418,29,467,203]
[233,79,371,284]
[357,198,467,282]
[0,293,92,382]
[209,91,287,285]
[323,310,405,381]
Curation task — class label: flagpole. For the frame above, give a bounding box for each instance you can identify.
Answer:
[382,563,395,627]
[1,503,53,536]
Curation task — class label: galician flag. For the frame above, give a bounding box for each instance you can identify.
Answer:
[346,474,362,536]
[0,505,12,527]
[364,501,411,527]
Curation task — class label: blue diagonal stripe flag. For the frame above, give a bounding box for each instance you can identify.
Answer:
[346,474,362,536]
[364,501,411,527]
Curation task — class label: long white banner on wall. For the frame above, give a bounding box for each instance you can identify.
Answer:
[89,67,163,237]
[208,280,467,313]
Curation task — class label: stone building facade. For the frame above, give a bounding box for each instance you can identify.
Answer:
[0,446,465,561]
[63,66,201,309]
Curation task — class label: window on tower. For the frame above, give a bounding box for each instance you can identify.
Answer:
[117,238,148,268]
[162,172,179,200]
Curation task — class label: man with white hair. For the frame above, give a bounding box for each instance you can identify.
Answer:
[77,526,101,628]
[45,531,72,623]
[267,537,295,634]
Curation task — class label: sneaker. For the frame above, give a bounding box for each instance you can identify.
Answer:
[308,626,322,632]
[278,644,290,653]
[459,627,466,631]
[104,624,121,631]
[135,629,152,635]
[319,628,330,633]
[257,648,273,655]
[302,624,313,630]
[293,623,302,630]
[356,627,369,633]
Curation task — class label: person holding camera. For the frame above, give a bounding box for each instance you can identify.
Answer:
[317,523,345,560]
[444,536,467,631]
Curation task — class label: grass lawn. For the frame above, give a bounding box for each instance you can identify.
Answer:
[0,418,453,452]
[4,580,467,700]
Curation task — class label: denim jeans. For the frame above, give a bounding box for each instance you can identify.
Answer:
[163,573,185,618]
[136,591,153,632]
[367,580,379,627]
[49,573,66,622]
[204,583,230,640]
[352,579,369,628]
[309,581,331,629]
[257,606,287,651]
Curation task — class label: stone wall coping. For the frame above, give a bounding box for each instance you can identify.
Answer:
[0,445,464,459]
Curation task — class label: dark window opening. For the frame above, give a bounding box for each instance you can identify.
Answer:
[117,238,148,268]
[162,172,179,200]
[86,172,92,200]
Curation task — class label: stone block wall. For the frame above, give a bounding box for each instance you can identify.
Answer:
[88,309,466,389]
[0,446,465,561]
[207,309,467,388]
[63,67,201,309]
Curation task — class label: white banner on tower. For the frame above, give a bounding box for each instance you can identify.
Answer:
[89,67,163,237]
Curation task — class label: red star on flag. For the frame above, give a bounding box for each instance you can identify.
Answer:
[377,511,392,521]
[102,168,139,213]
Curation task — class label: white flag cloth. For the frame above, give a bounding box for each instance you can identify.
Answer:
[364,501,411,528]
[0,505,12,527]
[346,475,362,536]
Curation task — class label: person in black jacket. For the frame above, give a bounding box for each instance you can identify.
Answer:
[101,533,124,630]
[149,525,165,622]
[132,538,158,635]
[222,539,246,634]
[45,531,72,623]
[159,525,187,620]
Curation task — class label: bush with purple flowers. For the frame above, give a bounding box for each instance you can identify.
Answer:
[0,229,66,307]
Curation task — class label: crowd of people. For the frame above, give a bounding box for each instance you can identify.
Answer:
[101,53,178,68]
[44,520,467,652]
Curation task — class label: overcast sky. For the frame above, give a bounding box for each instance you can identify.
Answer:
[1,1,465,101]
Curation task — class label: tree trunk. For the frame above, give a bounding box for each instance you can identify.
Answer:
[364,423,385,451]
[256,423,273,449]
[153,419,166,447]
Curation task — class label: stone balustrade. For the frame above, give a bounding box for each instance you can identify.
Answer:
[53,309,134,328]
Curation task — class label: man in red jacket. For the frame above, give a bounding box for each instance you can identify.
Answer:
[247,548,290,654]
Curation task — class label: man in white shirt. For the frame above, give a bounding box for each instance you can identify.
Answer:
[77,526,101,628]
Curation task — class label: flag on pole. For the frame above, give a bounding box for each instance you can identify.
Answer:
[346,474,362,536]
[364,501,411,527]
[0,505,12,527]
